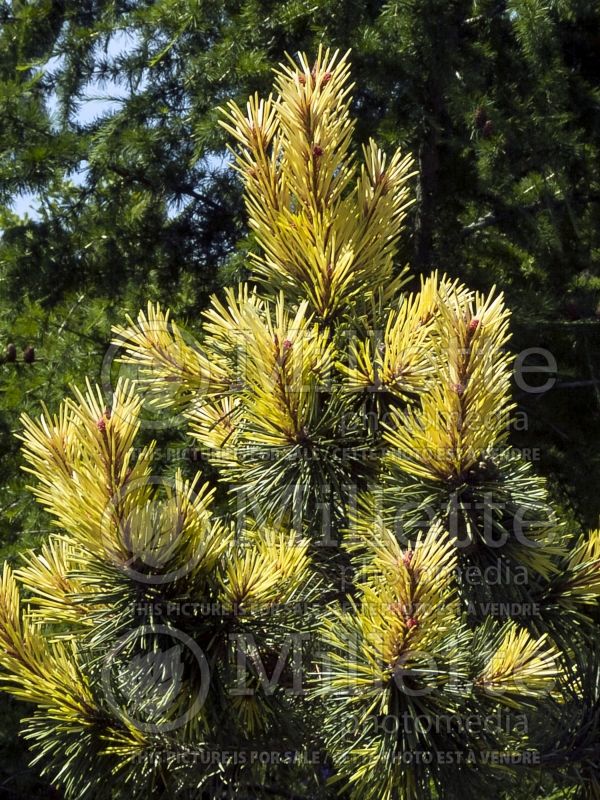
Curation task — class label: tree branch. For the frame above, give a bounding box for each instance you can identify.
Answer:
[106,163,224,212]
[462,191,600,237]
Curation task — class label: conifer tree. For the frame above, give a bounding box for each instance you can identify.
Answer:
[0,50,598,800]
[2,4,600,655]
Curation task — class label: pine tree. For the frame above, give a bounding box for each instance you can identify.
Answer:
[0,50,598,800]
[3,0,600,562]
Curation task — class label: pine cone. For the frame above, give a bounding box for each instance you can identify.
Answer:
[23,345,35,364]
[473,107,487,129]
[482,119,494,138]
[5,343,16,362]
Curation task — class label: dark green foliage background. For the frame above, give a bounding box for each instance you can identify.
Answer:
[0,0,599,796]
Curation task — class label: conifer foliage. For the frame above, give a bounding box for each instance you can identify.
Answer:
[0,50,598,800]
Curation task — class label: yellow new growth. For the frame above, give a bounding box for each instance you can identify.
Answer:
[477,623,558,701]
[189,288,333,452]
[0,564,97,725]
[385,278,514,481]
[113,302,229,408]
[220,46,415,320]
